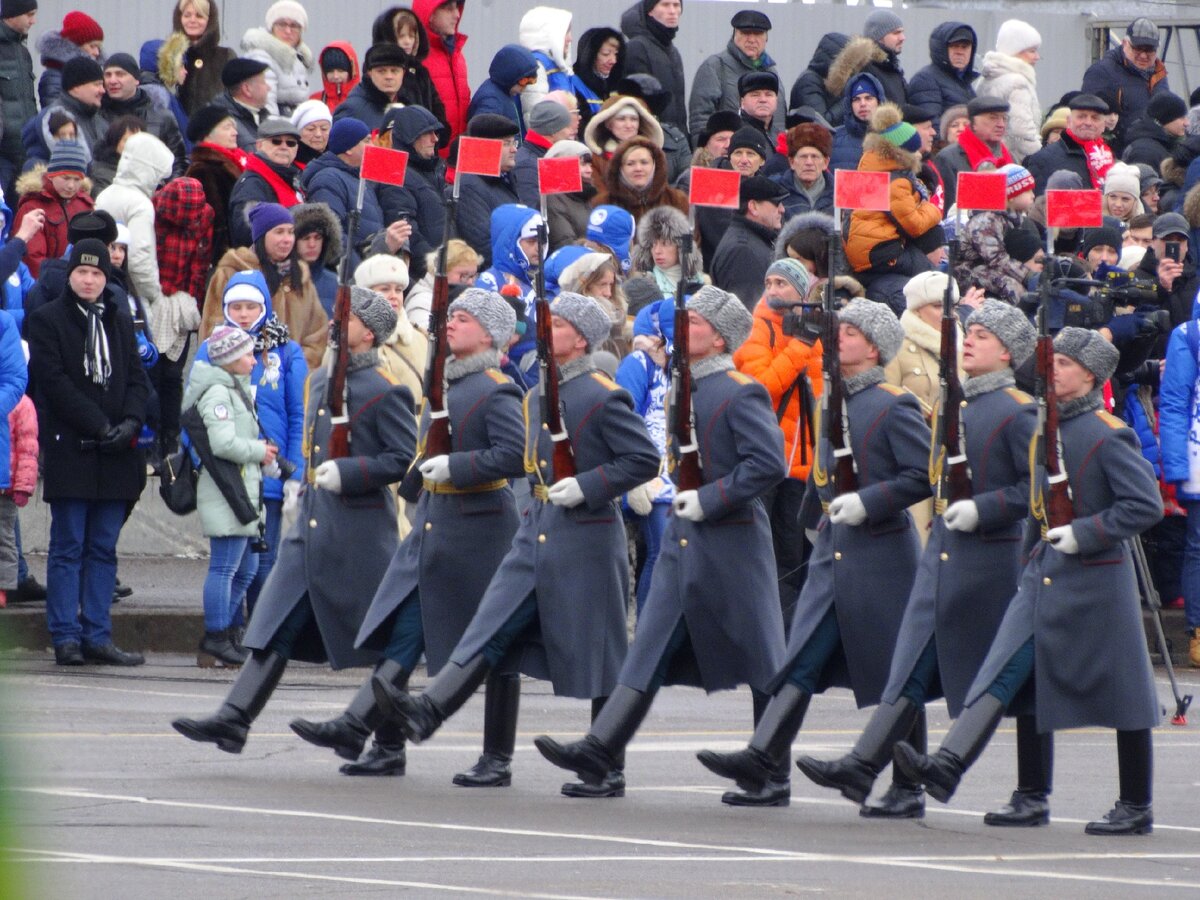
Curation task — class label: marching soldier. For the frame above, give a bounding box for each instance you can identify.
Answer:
[893,328,1164,836]
[796,301,1044,823]
[533,286,791,801]
[288,289,527,783]
[374,292,661,797]
[696,298,932,810]
[172,289,416,753]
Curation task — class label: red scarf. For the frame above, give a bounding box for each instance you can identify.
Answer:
[243,153,303,207]
[957,128,1013,171]
[1066,130,1114,190]
[198,141,248,171]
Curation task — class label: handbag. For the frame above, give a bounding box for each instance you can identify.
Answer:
[159,446,199,515]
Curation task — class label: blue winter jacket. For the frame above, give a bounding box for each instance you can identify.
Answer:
[1159,294,1200,499]
[466,44,538,135]
[829,72,885,173]
[0,309,28,490]
[300,151,384,268]
[477,203,540,386]
[191,271,308,501]
[0,201,33,332]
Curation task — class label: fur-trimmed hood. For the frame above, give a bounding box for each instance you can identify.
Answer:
[240,26,314,71]
[16,163,94,200]
[825,36,885,99]
[291,202,344,267]
[584,95,664,155]
[600,135,671,202]
[157,31,190,91]
[774,210,836,259]
[36,30,93,67]
[861,103,922,173]
[630,205,703,272]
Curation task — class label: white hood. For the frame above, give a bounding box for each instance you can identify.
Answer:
[519,7,574,73]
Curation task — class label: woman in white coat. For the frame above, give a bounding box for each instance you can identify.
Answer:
[974,20,1043,163]
[240,1,314,117]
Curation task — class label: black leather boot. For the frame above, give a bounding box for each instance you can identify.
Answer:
[535,685,653,789]
[720,690,792,807]
[374,654,490,743]
[861,706,926,818]
[197,629,249,668]
[453,671,520,787]
[985,716,1052,826]
[796,698,919,807]
[290,677,381,760]
[1087,729,1153,835]
[1085,800,1154,835]
[561,696,626,798]
[341,717,408,776]
[697,684,810,795]
[893,693,1004,803]
[171,651,288,753]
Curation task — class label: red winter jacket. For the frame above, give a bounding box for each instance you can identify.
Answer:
[311,41,361,112]
[414,0,470,144]
[153,176,214,301]
[13,169,94,277]
[7,395,37,496]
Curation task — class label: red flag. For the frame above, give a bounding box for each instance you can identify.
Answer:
[457,136,504,177]
[689,167,741,209]
[537,156,582,195]
[956,172,1008,211]
[1045,190,1103,228]
[834,169,890,211]
[360,145,409,186]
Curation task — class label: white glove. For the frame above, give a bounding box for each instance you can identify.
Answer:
[626,480,657,516]
[282,480,301,516]
[828,492,867,526]
[673,490,705,522]
[1046,525,1079,555]
[419,454,452,484]
[943,499,980,533]
[547,477,585,508]
[804,528,820,545]
[261,459,282,479]
[314,460,342,494]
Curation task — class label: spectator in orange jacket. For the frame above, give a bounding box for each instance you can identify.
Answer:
[733,258,823,619]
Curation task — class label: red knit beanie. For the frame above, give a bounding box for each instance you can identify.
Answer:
[61,11,103,47]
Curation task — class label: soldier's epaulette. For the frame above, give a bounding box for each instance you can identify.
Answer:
[877,383,906,396]
[1095,410,1125,429]
[591,372,619,390]
[375,367,400,385]
[1005,387,1034,405]
[485,368,508,384]
[726,370,753,386]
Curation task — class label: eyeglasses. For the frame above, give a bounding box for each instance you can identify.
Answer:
[274,20,302,31]
[269,137,298,147]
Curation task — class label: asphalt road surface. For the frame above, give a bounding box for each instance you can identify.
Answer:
[3,654,1199,898]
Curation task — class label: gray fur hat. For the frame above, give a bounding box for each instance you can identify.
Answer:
[631,205,702,274]
[350,285,398,346]
[1053,326,1119,385]
[966,300,1037,367]
[687,285,753,352]
[838,298,904,365]
[449,287,516,350]
[552,291,612,350]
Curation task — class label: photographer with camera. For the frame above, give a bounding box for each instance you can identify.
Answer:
[733,258,823,616]
[184,325,277,668]
[1133,212,1197,330]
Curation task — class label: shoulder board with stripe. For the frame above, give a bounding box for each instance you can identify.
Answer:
[1005,387,1034,405]
[727,370,753,385]
[1096,410,1125,429]
[375,367,400,385]
[591,372,619,391]
[485,368,509,384]
[878,383,906,396]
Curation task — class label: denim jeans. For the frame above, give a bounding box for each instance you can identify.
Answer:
[636,503,670,616]
[241,498,282,623]
[45,499,126,647]
[15,513,28,583]
[1182,500,1200,628]
[204,536,259,632]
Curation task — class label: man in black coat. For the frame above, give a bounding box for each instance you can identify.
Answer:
[0,3,38,198]
[861,9,909,105]
[99,53,188,178]
[513,99,574,208]
[27,240,150,667]
[456,114,521,265]
[711,175,785,311]
[386,105,449,255]
[620,0,687,135]
[1025,94,1114,195]
[209,58,271,151]
[227,117,304,249]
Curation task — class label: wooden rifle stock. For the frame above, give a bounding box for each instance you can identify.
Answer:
[534,223,576,483]
[1035,254,1073,531]
[825,215,856,495]
[935,237,971,511]
[325,205,359,460]
[670,234,701,492]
